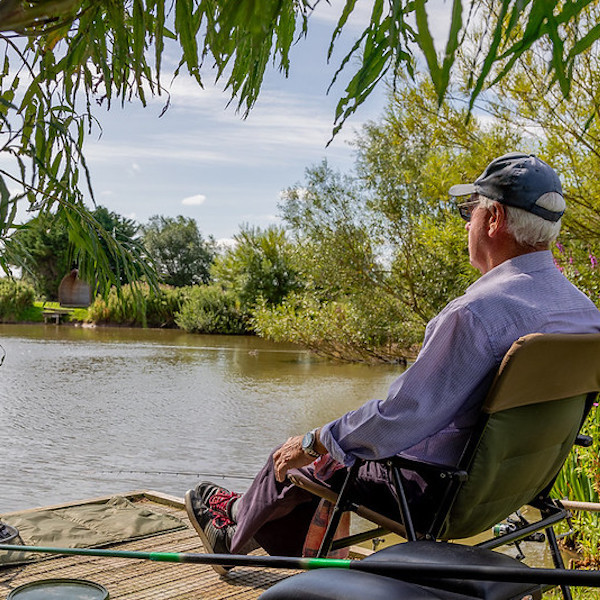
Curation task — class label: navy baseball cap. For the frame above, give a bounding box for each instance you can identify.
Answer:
[449,153,564,222]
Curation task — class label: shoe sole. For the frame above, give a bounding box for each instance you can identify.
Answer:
[185,489,231,576]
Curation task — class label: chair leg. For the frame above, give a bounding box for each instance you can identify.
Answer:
[317,461,361,557]
[546,526,572,600]
[389,462,417,541]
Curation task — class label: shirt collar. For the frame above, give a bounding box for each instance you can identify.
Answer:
[467,250,555,292]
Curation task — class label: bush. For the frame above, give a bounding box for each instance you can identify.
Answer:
[252,293,421,363]
[87,283,186,327]
[175,284,250,334]
[0,279,36,321]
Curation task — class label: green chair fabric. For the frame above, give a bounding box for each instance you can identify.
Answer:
[434,332,600,540]
[439,394,587,540]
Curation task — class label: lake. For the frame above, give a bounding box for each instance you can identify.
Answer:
[0,324,402,513]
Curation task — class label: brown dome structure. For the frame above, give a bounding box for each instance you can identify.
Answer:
[58,269,91,308]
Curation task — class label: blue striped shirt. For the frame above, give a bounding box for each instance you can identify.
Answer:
[320,251,600,467]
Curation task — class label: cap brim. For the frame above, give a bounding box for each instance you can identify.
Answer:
[448,183,475,197]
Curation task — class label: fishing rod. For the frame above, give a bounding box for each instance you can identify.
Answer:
[96,469,255,479]
[1,544,600,587]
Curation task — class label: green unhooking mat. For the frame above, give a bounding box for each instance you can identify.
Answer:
[0,495,186,567]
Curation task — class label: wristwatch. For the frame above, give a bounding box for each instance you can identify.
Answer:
[302,428,321,458]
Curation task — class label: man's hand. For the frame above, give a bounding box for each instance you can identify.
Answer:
[273,435,315,482]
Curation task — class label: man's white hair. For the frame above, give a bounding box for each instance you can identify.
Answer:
[477,192,565,247]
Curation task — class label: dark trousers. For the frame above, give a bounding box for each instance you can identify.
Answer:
[230,448,430,556]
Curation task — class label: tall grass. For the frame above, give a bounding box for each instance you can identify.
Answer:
[87,283,186,328]
[553,404,600,561]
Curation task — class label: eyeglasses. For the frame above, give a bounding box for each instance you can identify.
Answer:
[457,200,480,222]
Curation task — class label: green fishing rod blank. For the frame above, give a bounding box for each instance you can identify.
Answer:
[2,544,600,587]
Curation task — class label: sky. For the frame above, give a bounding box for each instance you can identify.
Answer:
[75,2,451,242]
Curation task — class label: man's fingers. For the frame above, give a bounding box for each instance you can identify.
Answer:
[275,466,286,482]
[274,456,289,482]
[273,435,307,482]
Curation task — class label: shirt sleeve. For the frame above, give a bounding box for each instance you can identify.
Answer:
[319,301,496,466]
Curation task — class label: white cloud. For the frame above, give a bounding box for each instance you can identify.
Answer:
[182,194,206,206]
[127,162,142,177]
[85,84,360,171]
[216,237,236,249]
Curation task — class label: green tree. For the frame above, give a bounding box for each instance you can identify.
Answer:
[90,206,145,285]
[13,206,143,299]
[142,215,216,287]
[13,212,71,300]
[212,225,300,308]
[453,2,600,306]
[257,79,522,361]
[352,77,522,321]
[93,206,138,244]
[175,284,250,335]
[0,0,598,290]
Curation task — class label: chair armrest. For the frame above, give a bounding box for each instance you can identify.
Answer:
[387,455,469,483]
[288,472,408,538]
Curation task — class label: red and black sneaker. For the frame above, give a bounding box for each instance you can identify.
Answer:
[185,487,235,575]
[197,481,241,525]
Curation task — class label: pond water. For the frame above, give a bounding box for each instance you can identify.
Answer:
[0,324,402,513]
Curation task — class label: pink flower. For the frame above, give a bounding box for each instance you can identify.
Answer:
[556,242,565,253]
[590,254,598,269]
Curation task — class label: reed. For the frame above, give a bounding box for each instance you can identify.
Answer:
[553,404,600,561]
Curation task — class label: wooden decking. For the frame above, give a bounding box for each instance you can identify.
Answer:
[42,307,73,324]
[0,491,293,599]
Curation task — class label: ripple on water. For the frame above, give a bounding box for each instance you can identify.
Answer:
[0,324,401,512]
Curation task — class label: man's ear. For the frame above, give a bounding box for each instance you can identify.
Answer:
[487,203,506,237]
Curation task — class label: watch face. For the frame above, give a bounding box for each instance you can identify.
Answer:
[302,431,314,450]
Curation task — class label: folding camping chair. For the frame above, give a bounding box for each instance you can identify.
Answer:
[290,332,600,599]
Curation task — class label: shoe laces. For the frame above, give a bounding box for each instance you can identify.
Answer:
[208,490,240,529]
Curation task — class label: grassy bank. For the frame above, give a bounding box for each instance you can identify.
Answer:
[26,302,90,323]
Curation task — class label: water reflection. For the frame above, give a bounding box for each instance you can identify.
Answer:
[0,324,403,512]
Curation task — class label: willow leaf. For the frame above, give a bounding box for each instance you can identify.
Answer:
[0,175,10,230]
[414,0,441,94]
[545,13,570,97]
[468,2,512,111]
[555,0,595,24]
[438,0,462,105]
[496,0,549,62]
[329,0,359,60]
[567,21,600,62]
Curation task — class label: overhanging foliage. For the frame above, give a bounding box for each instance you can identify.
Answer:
[1,0,600,294]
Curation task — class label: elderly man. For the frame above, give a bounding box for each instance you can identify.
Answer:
[185,153,600,573]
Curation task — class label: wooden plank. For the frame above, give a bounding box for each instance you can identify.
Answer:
[0,493,293,600]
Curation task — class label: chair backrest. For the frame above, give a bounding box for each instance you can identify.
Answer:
[438,333,600,541]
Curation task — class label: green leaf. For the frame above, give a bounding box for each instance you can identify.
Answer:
[329,0,359,60]
[438,0,462,104]
[414,0,441,94]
